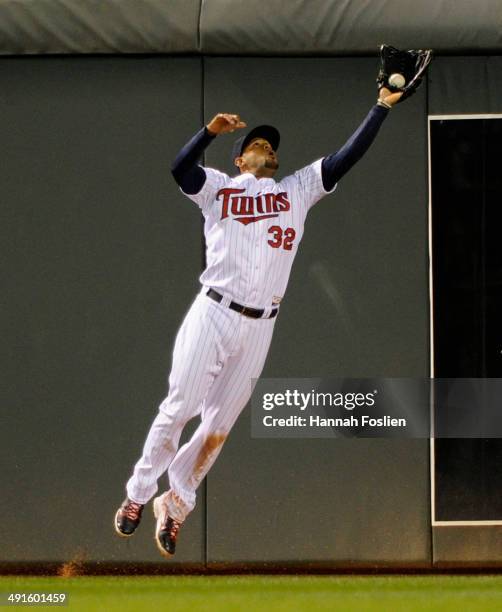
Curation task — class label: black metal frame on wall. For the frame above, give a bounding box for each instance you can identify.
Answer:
[429,114,502,529]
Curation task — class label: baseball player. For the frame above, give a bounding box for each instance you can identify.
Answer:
[114,85,405,557]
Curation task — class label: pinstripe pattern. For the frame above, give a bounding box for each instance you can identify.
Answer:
[126,293,274,518]
[188,161,336,308]
[125,160,336,522]
[127,293,235,503]
[165,310,275,521]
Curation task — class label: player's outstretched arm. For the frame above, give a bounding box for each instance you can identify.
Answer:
[320,88,402,192]
[171,114,246,195]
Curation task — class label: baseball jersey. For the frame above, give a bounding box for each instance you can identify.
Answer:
[181,160,336,309]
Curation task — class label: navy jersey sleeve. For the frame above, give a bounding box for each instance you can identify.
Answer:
[171,127,216,195]
[321,104,390,191]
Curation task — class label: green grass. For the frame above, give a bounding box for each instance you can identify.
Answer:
[1,575,502,611]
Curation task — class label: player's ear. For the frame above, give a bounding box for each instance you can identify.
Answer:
[234,156,243,169]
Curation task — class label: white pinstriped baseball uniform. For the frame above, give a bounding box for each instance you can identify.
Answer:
[126,158,336,523]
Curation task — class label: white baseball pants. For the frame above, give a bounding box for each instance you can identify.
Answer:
[126,290,276,522]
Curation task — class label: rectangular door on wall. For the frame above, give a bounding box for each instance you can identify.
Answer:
[430,116,502,562]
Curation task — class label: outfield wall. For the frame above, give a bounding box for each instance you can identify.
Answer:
[1,4,502,569]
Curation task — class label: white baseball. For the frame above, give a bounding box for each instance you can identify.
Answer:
[388,73,406,89]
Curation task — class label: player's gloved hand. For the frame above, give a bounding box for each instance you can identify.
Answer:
[376,44,433,106]
[206,114,247,136]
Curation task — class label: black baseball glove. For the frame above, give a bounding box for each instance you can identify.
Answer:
[376,44,433,103]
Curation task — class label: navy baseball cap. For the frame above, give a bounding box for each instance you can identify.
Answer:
[231,125,280,166]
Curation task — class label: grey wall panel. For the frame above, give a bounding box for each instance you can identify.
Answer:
[433,528,502,566]
[201,0,502,56]
[204,57,430,563]
[0,0,200,55]
[1,56,205,563]
[208,416,430,564]
[429,57,502,115]
[203,57,429,379]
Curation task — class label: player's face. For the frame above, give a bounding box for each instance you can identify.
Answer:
[236,138,279,178]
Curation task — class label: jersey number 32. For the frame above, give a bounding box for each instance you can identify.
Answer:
[267,226,296,251]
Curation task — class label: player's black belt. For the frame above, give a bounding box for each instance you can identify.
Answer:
[206,289,278,319]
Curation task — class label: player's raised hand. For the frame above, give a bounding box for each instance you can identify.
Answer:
[206,113,247,135]
[378,87,403,107]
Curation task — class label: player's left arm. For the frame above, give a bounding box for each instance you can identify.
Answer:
[171,114,246,195]
[321,88,401,191]
[171,128,215,195]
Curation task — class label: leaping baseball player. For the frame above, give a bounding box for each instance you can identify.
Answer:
[114,47,432,557]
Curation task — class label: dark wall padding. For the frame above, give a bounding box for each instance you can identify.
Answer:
[204,57,430,564]
[3,53,501,567]
[1,53,431,566]
[0,56,206,563]
[0,0,502,56]
[429,56,502,115]
[204,57,430,380]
